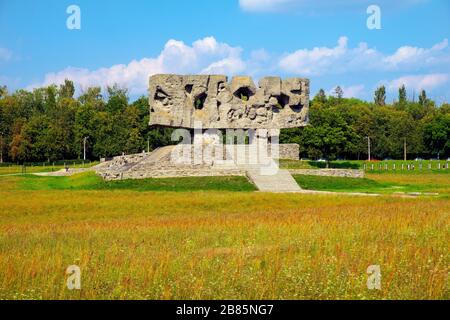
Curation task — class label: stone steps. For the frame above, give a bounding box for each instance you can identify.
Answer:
[245,167,302,192]
[95,145,303,193]
[132,145,175,169]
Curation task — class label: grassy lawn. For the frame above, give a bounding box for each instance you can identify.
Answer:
[294,173,450,196]
[0,171,448,300]
[4,172,257,192]
[280,159,449,173]
[1,170,448,196]
[0,162,99,175]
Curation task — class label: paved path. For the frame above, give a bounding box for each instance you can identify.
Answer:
[33,168,90,176]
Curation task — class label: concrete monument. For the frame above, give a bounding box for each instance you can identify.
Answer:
[94,74,313,192]
[149,75,309,129]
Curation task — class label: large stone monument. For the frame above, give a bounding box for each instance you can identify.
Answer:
[149,74,309,129]
[95,74,310,192]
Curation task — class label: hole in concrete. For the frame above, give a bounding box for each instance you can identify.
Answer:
[234,87,253,102]
[276,94,290,108]
[154,87,168,101]
[290,104,303,112]
[194,92,207,110]
[217,81,225,94]
[185,84,193,94]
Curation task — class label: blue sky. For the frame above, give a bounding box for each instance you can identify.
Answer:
[0,0,449,103]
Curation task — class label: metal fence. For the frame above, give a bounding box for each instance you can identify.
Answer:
[0,160,94,175]
[363,161,449,171]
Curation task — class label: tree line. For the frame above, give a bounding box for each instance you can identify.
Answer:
[281,85,449,160]
[0,81,449,163]
[0,80,173,163]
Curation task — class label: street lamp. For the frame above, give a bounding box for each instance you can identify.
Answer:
[0,132,3,164]
[0,130,5,164]
[83,136,89,161]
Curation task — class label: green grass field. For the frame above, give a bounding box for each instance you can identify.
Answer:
[0,169,448,300]
[16,173,256,192]
[280,159,449,173]
[294,174,450,195]
[0,161,99,175]
[4,170,448,196]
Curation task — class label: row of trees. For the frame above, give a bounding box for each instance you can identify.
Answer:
[281,86,449,160]
[0,80,173,163]
[0,80,449,162]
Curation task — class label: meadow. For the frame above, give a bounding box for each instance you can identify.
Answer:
[0,168,448,300]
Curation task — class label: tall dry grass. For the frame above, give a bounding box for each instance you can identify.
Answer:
[0,189,448,299]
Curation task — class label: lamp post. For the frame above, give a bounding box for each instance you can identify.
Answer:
[0,131,4,163]
[404,138,407,161]
[83,136,88,161]
[0,132,3,164]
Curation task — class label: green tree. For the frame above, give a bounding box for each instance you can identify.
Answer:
[314,89,327,104]
[59,79,75,99]
[301,105,358,162]
[424,114,450,158]
[79,87,104,110]
[0,85,7,98]
[398,85,407,105]
[418,89,428,106]
[334,86,343,100]
[106,85,128,113]
[374,86,386,106]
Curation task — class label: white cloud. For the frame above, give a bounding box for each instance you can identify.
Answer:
[342,84,365,98]
[32,37,244,95]
[327,84,365,98]
[201,57,246,74]
[0,47,12,61]
[386,73,449,91]
[279,36,349,75]
[279,37,449,76]
[240,0,294,12]
[30,35,450,99]
[250,49,271,62]
[383,39,449,69]
[239,0,426,13]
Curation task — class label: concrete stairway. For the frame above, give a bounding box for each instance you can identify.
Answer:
[245,167,302,192]
[131,145,175,170]
[93,145,302,192]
